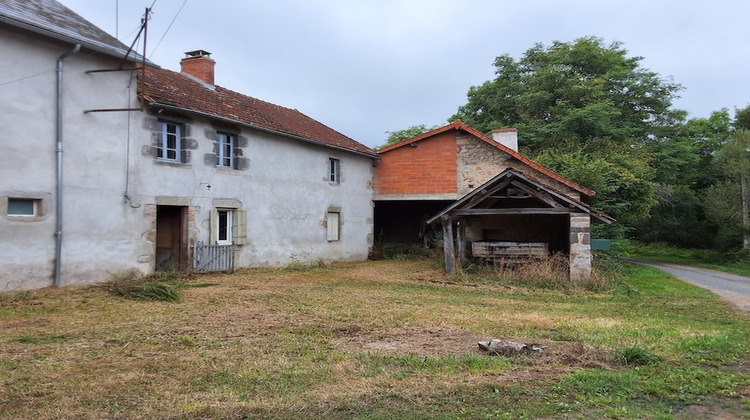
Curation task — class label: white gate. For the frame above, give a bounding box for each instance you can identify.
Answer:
[193,241,235,273]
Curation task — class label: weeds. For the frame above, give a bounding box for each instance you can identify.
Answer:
[105,270,184,303]
[619,346,663,365]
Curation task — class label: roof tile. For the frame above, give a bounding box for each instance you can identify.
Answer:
[140,66,377,157]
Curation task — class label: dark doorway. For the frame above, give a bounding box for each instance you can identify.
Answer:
[374,200,453,244]
[156,205,187,271]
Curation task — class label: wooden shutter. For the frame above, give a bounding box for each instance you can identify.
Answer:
[209,209,218,245]
[232,210,247,245]
[326,212,340,241]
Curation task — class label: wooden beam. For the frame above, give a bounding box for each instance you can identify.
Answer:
[509,180,562,208]
[451,208,573,216]
[442,217,456,275]
[464,180,511,209]
[457,220,467,269]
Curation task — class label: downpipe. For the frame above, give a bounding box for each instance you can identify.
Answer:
[54,44,81,288]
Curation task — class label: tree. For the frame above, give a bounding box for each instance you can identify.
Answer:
[451,37,684,231]
[715,129,750,248]
[452,37,683,154]
[735,105,750,131]
[375,124,440,151]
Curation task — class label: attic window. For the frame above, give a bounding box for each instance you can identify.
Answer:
[329,158,340,184]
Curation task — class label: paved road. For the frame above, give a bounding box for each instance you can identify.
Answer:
[625,258,750,312]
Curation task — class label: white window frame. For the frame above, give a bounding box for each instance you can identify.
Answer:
[216,209,233,245]
[210,208,247,245]
[158,121,181,162]
[7,198,37,217]
[329,158,340,184]
[217,133,235,168]
[326,211,340,241]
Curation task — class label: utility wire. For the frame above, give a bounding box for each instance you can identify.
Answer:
[149,0,187,59]
[0,69,55,87]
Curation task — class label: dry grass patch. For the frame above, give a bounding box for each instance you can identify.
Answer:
[1,259,749,419]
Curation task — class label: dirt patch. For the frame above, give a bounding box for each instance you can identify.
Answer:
[332,325,616,368]
[679,396,750,419]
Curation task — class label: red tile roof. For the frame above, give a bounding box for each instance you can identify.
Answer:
[378,120,596,198]
[139,66,377,157]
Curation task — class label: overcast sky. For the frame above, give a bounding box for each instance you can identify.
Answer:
[59,0,750,148]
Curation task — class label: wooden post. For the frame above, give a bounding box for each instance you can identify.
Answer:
[457,220,466,270]
[442,216,455,275]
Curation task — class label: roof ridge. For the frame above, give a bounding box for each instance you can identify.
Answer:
[378,120,595,197]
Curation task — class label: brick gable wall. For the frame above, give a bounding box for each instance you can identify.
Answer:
[375,131,457,195]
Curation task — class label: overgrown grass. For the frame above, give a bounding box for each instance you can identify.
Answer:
[1,260,748,419]
[623,240,750,276]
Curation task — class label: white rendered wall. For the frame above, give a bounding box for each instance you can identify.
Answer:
[128,113,375,269]
[0,28,147,290]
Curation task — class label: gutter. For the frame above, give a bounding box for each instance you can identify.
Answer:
[147,102,380,161]
[54,43,81,288]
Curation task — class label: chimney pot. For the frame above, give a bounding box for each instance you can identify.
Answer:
[181,49,215,85]
[491,128,518,152]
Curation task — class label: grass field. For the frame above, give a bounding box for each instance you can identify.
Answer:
[1,258,749,419]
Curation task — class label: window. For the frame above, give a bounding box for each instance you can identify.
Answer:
[217,133,235,168]
[210,208,247,245]
[8,198,37,216]
[216,209,233,244]
[326,211,340,241]
[329,158,340,184]
[158,121,181,162]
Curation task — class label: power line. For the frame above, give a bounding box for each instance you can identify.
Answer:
[0,69,55,87]
[149,0,187,59]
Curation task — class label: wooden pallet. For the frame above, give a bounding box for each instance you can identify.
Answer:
[471,241,548,266]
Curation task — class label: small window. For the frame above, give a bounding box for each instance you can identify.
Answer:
[158,121,181,162]
[217,133,235,168]
[327,211,340,241]
[217,209,233,245]
[210,208,247,245]
[8,198,37,216]
[329,158,340,184]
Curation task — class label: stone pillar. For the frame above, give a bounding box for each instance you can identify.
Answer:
[569,213,591,281]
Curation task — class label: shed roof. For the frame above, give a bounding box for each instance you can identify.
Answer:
[140,66,377,158]
[427,168,615,225]
[379,120,595,198]
[0,0,146,63]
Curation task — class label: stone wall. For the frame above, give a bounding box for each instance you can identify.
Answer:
[569,213,592,280]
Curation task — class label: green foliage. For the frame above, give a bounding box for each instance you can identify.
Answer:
[619,346,663,365]
[451,37,688,232]
[630,110,732,248]
[533,143,656,223]
[375,242,432,260]
[735,104,750,130]
[453,36,683,152]
[376,124,440,150]
[704,180,743,247]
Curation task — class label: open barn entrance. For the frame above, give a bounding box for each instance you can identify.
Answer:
[374,200,453,245]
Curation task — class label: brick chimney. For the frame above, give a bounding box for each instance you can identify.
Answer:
[180,50,215,85]
[491,128,518,152]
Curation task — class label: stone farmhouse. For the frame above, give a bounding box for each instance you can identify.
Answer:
[1,0,612,290]
[0,0,377,291]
